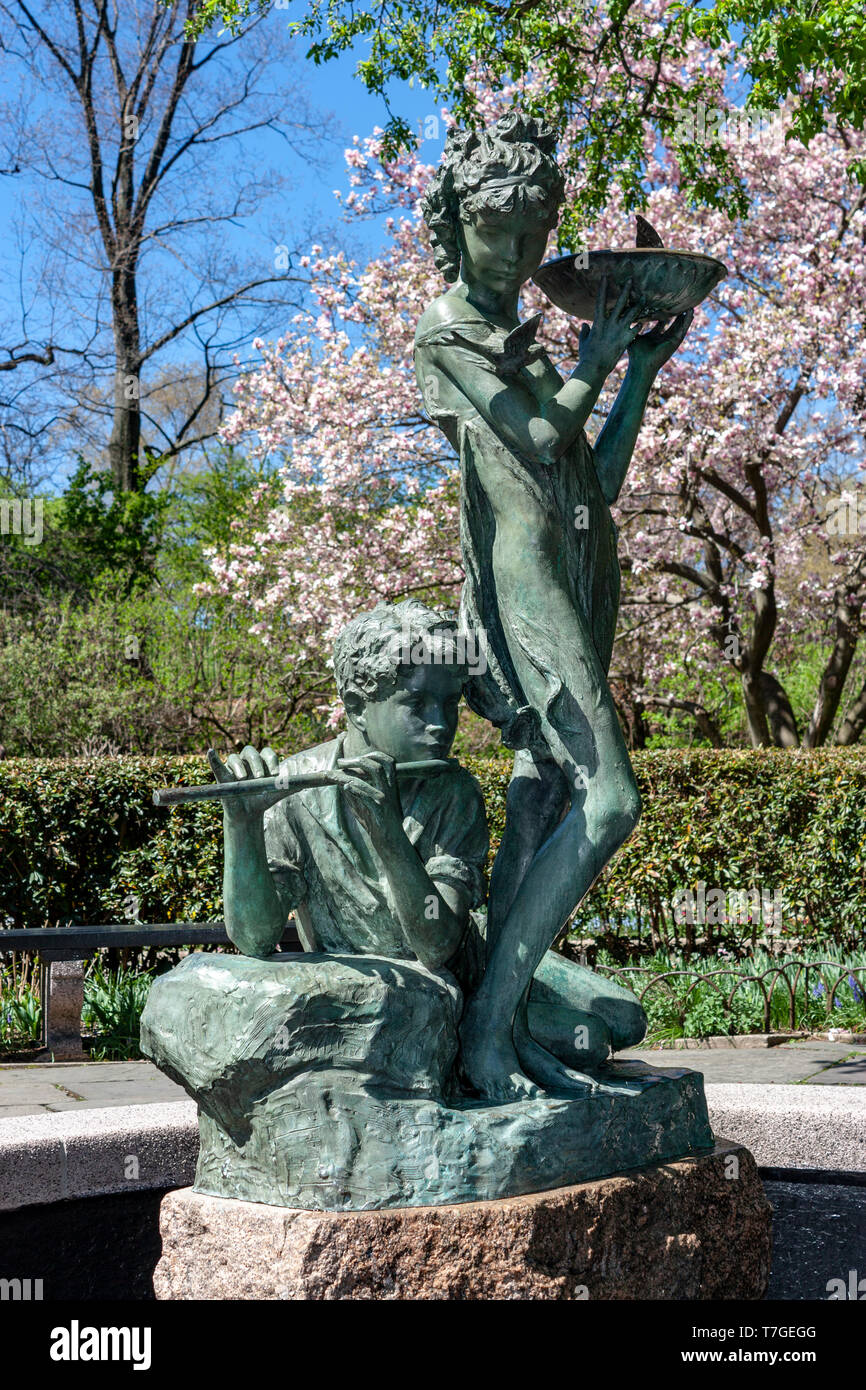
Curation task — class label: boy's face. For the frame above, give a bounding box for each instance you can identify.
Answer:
[355,663,463,764]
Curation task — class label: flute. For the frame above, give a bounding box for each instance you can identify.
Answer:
[153,757,456,807]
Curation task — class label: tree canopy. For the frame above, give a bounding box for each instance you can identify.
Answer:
[187,0,866,235]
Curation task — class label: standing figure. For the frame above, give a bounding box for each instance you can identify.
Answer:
[415,113,693,1101]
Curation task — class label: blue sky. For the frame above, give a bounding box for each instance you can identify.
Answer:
[0,16,445,486]
[0,5,758,489]
[295,44,446,260]
[0,31,438,322]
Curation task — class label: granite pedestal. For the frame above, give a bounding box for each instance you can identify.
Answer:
[153,1139,772,1300]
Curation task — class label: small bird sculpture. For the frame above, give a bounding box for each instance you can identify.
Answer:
[635,214,664,248]
[497,312,544,374]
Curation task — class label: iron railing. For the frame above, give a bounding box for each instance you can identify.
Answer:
[597,959,866,1033]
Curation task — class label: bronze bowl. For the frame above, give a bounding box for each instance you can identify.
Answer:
[533,248,728,322]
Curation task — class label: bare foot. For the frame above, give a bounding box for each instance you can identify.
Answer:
[513,1009,598,1095]
[459,1001,543,1103]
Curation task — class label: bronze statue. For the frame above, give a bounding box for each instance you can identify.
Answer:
[415,113,694,1099]
[142,113,719,1210]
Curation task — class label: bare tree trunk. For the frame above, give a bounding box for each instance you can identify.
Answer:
[759,671,800,747]
[741,670,771,746]
[836,676,866,745]
[108,265,143,493]
[805,578,864,747]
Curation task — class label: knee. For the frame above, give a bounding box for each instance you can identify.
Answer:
[588,773,642,853]
[609,995,648,1052]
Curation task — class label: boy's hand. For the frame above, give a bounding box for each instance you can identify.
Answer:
[332,751,403,840]
[208,745,290,822]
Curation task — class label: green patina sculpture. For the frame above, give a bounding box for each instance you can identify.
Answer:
[142,604,712,1208]
[141,111,718,1211]
[209,599,645,1063]
[414,112,693,1101]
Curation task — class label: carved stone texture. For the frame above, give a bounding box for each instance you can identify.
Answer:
[140,951,461,1104]
[141,952,715,1210]
[153,1140,771,1300]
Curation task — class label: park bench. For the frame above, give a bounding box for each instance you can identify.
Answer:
[0,922,302,1060]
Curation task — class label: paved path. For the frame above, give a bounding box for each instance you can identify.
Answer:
[0,1061,186,1116]
[2,1039,866,1117]
[622,1039,866,1086]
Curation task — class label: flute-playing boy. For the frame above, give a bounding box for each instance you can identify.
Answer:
[211,597,646,1082]
[210,600,489,980]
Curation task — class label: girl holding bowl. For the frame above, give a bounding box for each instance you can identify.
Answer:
[415,113,693,1101]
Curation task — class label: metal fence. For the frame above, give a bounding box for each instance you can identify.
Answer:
[598,959,866,1033]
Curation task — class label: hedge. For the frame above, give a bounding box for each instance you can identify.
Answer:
[1,749,866,950]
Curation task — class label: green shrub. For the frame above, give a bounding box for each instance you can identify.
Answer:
[0,987,41,1047]
[2,749,866,953]
[473,747,866,951]
[82,961,155,1061]
[0,754,220,928]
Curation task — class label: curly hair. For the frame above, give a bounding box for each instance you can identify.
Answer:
[421,111,565,282]
[333,599,468,706]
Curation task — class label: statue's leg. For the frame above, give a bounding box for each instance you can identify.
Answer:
[523,995,612,1069]
[530,951,648,1053]
[490,753,618,1091]
[516,983,643,1097]
[460,680,641,1100]
[487,752,601,1095]
[487,749,569,954]
[512,983,606,1091]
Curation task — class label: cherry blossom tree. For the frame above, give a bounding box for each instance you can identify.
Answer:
[208,6,866,745]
